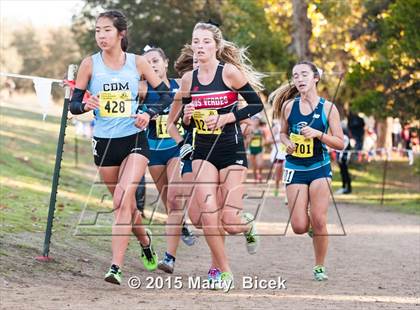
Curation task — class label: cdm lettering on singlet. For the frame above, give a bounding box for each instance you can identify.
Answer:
[191,90,238,109]
[103,82,129,91]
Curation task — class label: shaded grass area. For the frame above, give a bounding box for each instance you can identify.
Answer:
[0,104,166,286]
[0,105,165,257]
[331,160,420,214]
[0,106,105,234]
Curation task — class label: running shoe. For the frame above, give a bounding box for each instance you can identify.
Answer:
[274,188,279,197]
[140,228,158,271]
[219,272,234,291]
[207,267,222,289]
[181,222,197,246]
[104,264,122,285]
[157,252,175,274]
[313,265,328,281]
[335,188,346,195]
[242,212,259,254]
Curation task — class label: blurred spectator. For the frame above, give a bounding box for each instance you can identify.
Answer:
[411,130,419,154]
[348,111,365,151]
[391,118,402,150]
[5,78,16,98]
[402,124,414,165]
[336,127,352,195]
[363,128,377,162]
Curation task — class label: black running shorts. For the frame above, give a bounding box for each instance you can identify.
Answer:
[193,139,248,171]
[92,131,150,167]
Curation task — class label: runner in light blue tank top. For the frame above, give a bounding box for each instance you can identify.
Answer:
[273,61,344,282]
[69,10,175,286]
[88,52,140,138]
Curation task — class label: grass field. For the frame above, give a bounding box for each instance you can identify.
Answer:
[331,159,420,214]
[0,105,109,235]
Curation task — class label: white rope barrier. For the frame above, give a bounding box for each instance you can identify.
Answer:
[1,71,65,120]
[0,72,62,83]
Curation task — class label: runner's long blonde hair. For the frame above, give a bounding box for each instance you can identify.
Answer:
[193,22,265,92]
[174,44,194,77]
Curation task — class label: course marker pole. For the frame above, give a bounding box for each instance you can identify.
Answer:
[36,64,77,262]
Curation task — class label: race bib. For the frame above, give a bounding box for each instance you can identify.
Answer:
[156,115,185,139]
[282,168,295,184]
[193,109,221,135]
[99,90,131,117]
[250,136,262,148]
[290,133,313,158]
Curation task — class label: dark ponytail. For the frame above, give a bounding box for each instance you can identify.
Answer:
[121,36,128,52]
[97,10,128,51]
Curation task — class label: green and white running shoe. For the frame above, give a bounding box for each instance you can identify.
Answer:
[313,265,328,281]
[140,228,158,271]
[218,272,234,292]
[243,212,259,254]
[104,264,122,285]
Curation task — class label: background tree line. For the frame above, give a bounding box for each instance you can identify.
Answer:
[2,0,418,125]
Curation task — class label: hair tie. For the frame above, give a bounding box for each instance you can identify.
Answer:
[206,19,220,28]
[317,67,323,78]
[143,45,152,52]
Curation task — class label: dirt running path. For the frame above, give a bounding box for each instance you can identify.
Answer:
[1,181,419,310]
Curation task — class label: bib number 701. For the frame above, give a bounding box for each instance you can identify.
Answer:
[290,133,313,158]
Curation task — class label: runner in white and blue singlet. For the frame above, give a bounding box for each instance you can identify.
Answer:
[272,61,344,281]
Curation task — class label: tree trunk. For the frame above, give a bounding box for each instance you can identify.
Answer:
[376,118,392,149]
[292,0,312,60]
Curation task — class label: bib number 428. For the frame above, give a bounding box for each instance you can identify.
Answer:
[99,90,131,117]
[104,101,126,114]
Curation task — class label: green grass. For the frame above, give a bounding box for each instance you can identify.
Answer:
[331,160,420,214]
[0,104,167,257]
[0,105,110,234]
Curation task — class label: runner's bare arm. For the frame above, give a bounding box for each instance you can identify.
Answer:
[70,57,98,114]
[279,100,295,154]
[319,102,344,150]
[224,63,263,122]
[135,55,172,118]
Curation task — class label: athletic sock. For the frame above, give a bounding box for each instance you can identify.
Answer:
[111,264,120,272]
[165,252,176,262]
